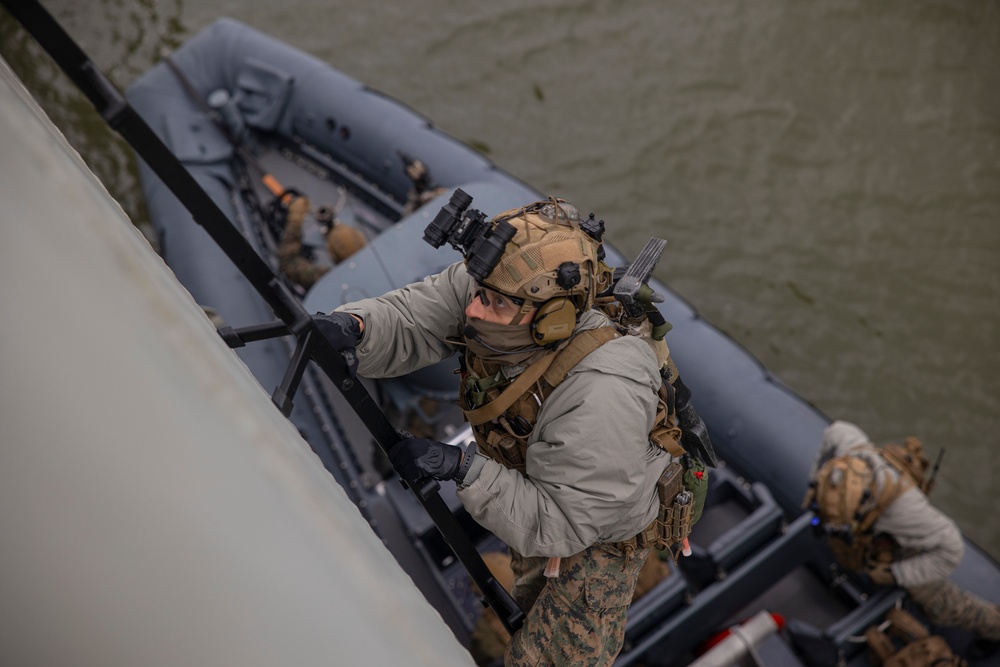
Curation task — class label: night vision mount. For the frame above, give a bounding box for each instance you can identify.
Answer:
[422,189,517,283]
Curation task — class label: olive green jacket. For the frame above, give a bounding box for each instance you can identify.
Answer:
[814,421,964,588]
[339,261,667,558]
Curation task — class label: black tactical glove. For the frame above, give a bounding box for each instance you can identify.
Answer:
[313,312,362,378]
[390,438,464,483]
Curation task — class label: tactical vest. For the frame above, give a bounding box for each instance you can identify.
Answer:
[807,443,931,571]
[458,325,698,555]
[459,326,685,472]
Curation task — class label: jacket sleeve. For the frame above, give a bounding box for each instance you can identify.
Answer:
[336,261,472,378]
[876,488,964,587]
[456,338,664,558]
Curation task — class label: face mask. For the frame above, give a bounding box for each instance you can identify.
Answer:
[463,319,546,366]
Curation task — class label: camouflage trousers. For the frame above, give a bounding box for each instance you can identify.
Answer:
[505,544,650,667]
[908,579,1000,641]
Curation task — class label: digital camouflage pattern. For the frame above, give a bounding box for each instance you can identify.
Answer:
[909,579,1000,642]
[469,548,669,665]
[505,544,650,667]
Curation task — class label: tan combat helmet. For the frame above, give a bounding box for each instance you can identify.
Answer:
[316,204,367,264]
[810,455,879,536]
[326,220,367,263]
[481,199,613,342]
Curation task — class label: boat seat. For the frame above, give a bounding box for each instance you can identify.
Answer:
[680,465,785,587]
[624,567,691,647]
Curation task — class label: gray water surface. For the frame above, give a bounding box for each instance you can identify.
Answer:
[2,0,998,558]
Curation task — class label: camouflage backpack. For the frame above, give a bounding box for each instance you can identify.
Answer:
[865,608,966,667]
[880,437,937,495]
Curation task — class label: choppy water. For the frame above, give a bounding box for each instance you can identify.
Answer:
[2,0,998,558]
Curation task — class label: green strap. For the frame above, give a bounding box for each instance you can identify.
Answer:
[465,371,508,408]
[464,354,557,426]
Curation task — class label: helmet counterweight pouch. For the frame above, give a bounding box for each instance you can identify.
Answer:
[530,299,578,345]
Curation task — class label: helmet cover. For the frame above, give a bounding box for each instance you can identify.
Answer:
[813,455,876,531]
[481,198,611,311]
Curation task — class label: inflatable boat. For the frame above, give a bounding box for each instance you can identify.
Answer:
[123,18,1000,666]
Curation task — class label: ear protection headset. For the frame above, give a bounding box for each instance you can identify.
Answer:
[526,259,587,344]
[530,297,579,345]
